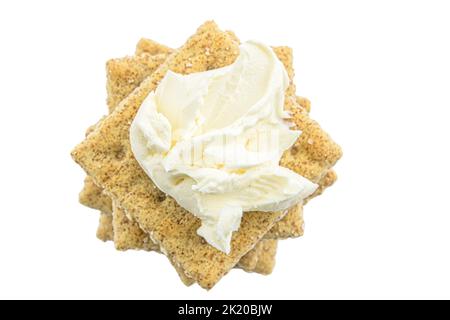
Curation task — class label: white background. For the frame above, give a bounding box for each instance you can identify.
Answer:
[0,0,449,300]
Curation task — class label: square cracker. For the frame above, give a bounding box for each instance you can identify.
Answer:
[72,21,341,289]
[105,48,276,278]
[94,40,272,279]
[81,39,336,241]
[82,38,336,244]
[133,38,336,241]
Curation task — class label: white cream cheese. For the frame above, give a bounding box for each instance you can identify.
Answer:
[130,41,318,254]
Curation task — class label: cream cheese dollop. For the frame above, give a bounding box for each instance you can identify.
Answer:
[130,41,318,254]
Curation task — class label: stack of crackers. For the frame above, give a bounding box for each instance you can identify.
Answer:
[72,21,342,289]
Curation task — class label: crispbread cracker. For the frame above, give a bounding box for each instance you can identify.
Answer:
[76,44,268,281]
[101,40,270,278]
[81,37,325,243]
[81,46,331,241]
[72,21,342,289]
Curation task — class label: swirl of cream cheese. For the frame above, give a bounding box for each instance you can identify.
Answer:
[130,41,318,254]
